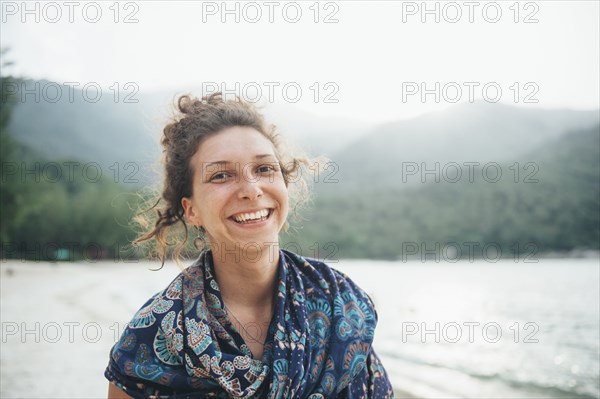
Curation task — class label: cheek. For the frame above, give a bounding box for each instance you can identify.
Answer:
[277,184,290,212]
[195,188,224,219]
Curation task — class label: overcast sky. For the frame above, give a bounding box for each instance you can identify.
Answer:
[1,0,599,123]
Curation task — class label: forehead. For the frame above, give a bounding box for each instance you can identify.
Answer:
[196,126,276,162]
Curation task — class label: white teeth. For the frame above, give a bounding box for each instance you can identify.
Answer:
[233,209,269,223]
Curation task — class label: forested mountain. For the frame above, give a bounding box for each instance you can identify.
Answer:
[330,102,600,190]
[1,77,137,260]
[3,78,599,260]
[284,124,600,259]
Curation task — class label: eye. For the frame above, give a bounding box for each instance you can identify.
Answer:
[209,171,231,182]
[257,164,278,174]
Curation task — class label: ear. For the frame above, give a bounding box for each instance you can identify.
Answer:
[181,196,202,226]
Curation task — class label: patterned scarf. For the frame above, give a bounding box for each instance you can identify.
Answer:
[105,250,393,398]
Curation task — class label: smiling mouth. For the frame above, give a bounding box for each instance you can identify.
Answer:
[230,208,273,224]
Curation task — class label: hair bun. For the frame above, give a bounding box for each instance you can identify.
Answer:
[177,93,226,115]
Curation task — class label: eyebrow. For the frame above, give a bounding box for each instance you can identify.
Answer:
[204,154,277,168]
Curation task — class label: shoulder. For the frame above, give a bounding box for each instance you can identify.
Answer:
[122,255,205,332]
[281,251,382,391]
[281,250,377,315]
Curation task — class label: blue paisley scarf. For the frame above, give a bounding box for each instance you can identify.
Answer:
[105,250,393,398]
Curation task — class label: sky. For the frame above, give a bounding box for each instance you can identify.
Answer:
[1,0,599,124]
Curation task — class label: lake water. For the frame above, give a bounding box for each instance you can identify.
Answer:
[1,258,598,398]
[342,258,600,399]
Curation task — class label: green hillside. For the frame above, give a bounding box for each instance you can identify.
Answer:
[331,102,600,191]
[1,76,139,260]
[283,124,600,260]
[3,77,599,260]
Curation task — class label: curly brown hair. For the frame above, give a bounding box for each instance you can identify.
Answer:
[134,92,312,265]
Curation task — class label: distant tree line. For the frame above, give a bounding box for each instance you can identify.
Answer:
[2,63,598,262]
[1,73,139,261]
[282,124,600,260]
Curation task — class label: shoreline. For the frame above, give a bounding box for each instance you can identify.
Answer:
[393,387,419,399]
[2,259,597,398]
[1,249,599,266]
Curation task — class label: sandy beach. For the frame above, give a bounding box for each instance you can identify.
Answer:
[0,260,412,398]
[3,259,598,399]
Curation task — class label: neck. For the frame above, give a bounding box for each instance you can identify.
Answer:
[209,242,280,309]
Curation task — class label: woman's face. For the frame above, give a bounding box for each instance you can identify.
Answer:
[182,126,289,254]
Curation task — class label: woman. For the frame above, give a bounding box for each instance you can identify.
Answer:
[106,93,394,398]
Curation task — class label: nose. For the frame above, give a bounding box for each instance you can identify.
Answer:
[237,175,263,201]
